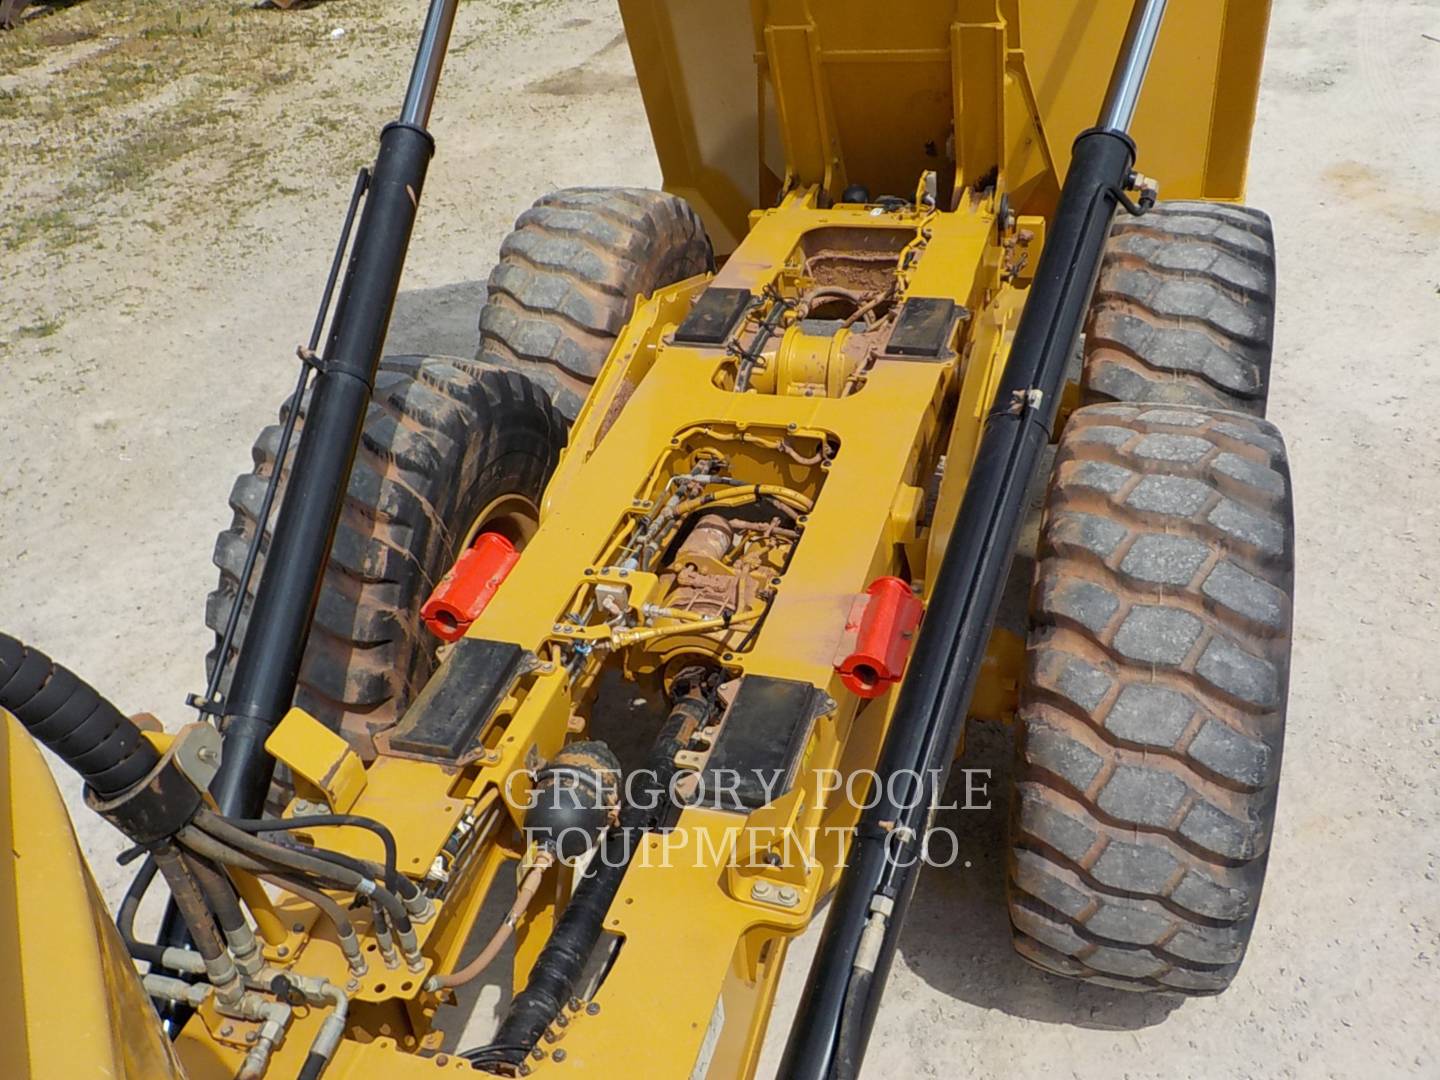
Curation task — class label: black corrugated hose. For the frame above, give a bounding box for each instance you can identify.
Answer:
[0,631,159,797]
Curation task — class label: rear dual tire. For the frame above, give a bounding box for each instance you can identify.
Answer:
[1008,201,1293,995]
[206,187,712,756]
[206,356,565,755]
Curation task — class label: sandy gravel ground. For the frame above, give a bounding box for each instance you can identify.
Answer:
[2,2,1437,1077]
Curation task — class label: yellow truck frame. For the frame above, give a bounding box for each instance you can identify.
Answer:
[3,3,1286,1079]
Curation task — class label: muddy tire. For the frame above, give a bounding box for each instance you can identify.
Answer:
[1083,202,1276,416]
[206,355,566,755]
[478,187,712,422]
[1008,403,1293,994]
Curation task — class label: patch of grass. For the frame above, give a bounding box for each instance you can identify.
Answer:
[93,110,204,190]
[1,0,561,273]
[2,206,94,251]
[17,315,64,339]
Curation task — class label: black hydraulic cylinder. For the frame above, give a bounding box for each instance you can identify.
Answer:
[208,118,433,820]
[154,0,461,1010]
[777,129,1142,1080]
[207,0,460,821]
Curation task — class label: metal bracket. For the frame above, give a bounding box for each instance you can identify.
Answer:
[172,722,224,792]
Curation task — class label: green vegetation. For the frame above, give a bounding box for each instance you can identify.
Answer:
[16,315,64,339]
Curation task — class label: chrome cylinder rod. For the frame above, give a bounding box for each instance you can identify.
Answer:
[1097,0,1169,133]
[400,0,461,128]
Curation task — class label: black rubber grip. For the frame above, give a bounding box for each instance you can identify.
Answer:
[0,633,159,798]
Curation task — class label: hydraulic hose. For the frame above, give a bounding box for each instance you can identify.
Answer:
[152,841,243,1002]
[222,813,408,899]
[183,851,248,942]
[118,855,164,965]
[253,872,366,974]
[183,849,262,973]
[175,827,367,973]
[0,632,158,798]
[475,692,710,1068]
[192,811,412,935]
[426,852,553,992]
[0,635,242,1000]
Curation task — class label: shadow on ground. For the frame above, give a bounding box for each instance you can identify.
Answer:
[386,279,486,360]
[894,697,1182,1032]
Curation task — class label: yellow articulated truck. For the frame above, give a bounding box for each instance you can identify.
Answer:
[2,2,1289,1077]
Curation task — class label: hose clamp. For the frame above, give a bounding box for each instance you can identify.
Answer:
[84,735,205,846]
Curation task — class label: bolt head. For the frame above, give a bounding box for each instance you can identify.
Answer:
[219,1024,234,1037]
[277,945,289,957]
[554,1049,568,1063]
[778,887,799,904]
[752,881,773,899]
[245,1032,259,1044]
[585,1002,600,1016]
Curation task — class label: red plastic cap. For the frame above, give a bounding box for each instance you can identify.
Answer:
[421,532,521,643]
[835,576,924,698]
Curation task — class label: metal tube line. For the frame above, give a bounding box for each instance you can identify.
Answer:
[400,0,461,128]
[1097,0,1169,133]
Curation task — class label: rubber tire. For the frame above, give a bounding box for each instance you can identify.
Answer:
[1083,202,1276,416]
[206,355,566,755]
[1008,403,1293,994]
[477,187,712,422]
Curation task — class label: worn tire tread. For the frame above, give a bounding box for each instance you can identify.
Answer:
[477,187,712,421]
[1008,403,1294,995]
[206,355,566,753]
[1084,201,1276,416]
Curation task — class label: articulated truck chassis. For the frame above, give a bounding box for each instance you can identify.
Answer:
[3,2,1291,1077]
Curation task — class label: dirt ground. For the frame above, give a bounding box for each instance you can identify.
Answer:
[2,1,1438,1077]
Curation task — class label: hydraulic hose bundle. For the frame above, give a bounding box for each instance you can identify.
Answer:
[0,632,159,797]
[465,689,714,1071]
[0,635,233,992]
[0,631,431,1078]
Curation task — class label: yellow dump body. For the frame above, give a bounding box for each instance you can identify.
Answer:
[620,0,1271,251]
